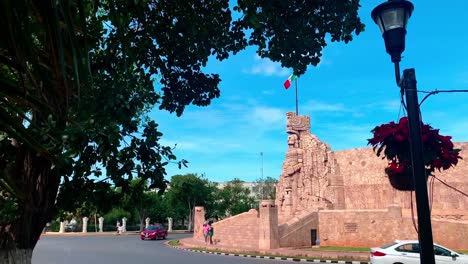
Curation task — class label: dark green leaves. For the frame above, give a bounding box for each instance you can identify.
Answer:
[0,0,365,249]
[233,0,365,75]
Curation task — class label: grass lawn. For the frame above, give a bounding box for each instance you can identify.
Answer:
[306,246,370,252]
[306,246,468,254]
[168,241,369,262]
[188,247,369,262]
[168,240,180,246]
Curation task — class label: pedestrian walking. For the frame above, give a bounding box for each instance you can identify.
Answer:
[202,222,210,245]
[207,220,214,245]
[116,221,122,235]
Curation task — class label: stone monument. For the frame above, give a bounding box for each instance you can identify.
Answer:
[167,217,173,232]
[82,217,88,233]
[122,217,127,233]
[59,221,66,233]
[258,200,279,249]
[98,217,104,232]
[193,207,205,241]
[190,112,468,250]
[276,112,345,222]
[145,217,150,229]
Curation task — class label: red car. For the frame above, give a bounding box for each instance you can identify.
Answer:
[140,224,168,240]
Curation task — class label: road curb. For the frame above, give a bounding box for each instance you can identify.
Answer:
[167,242,370,264]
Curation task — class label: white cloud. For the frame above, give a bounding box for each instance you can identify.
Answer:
[424,116,468,143]
[251,106,285,127]
[161,137,243,153]
[160,103,287,153]
[381,100,402,112]
[261,90,276,95]
[160,139,199,151]
[315,122,375,150]
[366,99,402,113]
[244,55,290,77]
[444,121,468,142]
[316,53,332,68]
[302,100,350,113]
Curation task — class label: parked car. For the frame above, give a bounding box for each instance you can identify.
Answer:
[370,240,468,264]
[140,224,168,240]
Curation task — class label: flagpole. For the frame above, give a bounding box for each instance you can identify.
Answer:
[295,78,298,115]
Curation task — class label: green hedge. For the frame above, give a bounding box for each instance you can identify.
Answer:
[48,221,60,232]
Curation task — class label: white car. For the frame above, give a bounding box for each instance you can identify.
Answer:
[370,240,468,264]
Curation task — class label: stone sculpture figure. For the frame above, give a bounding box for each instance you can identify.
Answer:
[277,133,304,216]
[276,112,345,222]
[98,217,104,232]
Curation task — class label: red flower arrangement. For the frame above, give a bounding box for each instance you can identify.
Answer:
[368,117,462,191]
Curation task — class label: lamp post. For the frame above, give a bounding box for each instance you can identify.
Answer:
[371,1,435,264]
[260,151,264,199]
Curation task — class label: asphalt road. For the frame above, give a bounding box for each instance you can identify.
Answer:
[32,234,296,264]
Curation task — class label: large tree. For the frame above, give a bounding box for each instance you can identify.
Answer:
[252,176,278,201]
[119,178,166,231]
[214,179,256,218]
[165,174,215,231]
[0,0,364,262]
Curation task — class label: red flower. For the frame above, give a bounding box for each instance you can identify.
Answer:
[394,133,406,142]
[368,117,461,180]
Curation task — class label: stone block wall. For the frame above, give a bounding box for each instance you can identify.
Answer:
[278,211,319,248]
[432,219,468,249]
[318,205,468,250]
[334,143,468,215]
[212,209,260,249]
[259,200,279,249]
[193,206,205,241]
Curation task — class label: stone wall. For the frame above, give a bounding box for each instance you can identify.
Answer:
[278,211,318,248]
[432,219,468,249]
[259,200,279,249]
[193,112,468,251]
[334,143,468,216]
[318,205,468,250]
[193,206,206,241]
[211,209,260,249]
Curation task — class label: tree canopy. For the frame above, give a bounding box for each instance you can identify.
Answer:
[165,174,215,231]
[0,0,364,261]
[252,176,278,201]
[213,179,256,218]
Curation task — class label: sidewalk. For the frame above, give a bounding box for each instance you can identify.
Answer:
[43,230,191,237]
[43,231,138,236]
[177,237,370,263]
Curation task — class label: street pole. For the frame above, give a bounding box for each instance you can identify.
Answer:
[402,68,435,264]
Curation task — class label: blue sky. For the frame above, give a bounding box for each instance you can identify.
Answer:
[151,0,468,183]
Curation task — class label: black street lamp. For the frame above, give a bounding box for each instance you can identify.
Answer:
[371,1,436,264]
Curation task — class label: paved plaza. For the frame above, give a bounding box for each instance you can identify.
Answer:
[33,234,303,264]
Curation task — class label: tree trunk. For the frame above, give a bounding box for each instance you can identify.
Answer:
[187,204,193,232]
[138,211,147,232]
[0,248,33,264]
[186,198,196,232]
[0,147,61,264]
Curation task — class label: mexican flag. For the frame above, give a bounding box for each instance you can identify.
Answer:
[283,74,297,89]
